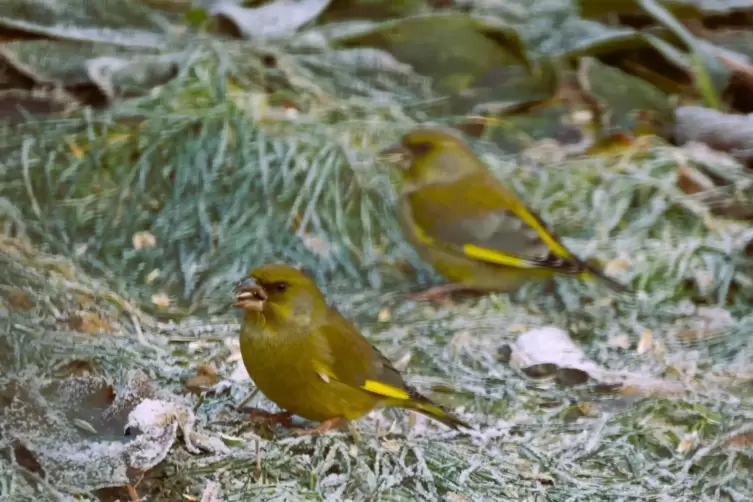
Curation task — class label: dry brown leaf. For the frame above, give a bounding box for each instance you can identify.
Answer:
[443,493,469,502]
[507,326,686,396]
[381,438,402,454]
[2,288,33,310]
[300,233,330,257]
[199,481,221,502]
[132,231,157,249]
[724,431,753,448]
[54,360,98,378]
[65,137,85,160]
[676,162,715,195]
[674,107,753,164]
[146,269,160,284]
[185,364,218,394]
[577,402,598,417]
[1,370,228,497]
[605,256,632,274]
[65,312,114,334]
[610,334,631,349]
[637,330,653,355]
[151,293,171,308]
[391,351,412,371]
[619,383,683,397]
[677,431,699,453]
[74,293,94,309]
[745,237,753,257]
[377,307,391,323]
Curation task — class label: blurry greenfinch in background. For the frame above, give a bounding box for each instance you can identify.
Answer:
[234,263,469,434]
[381,127,629,300]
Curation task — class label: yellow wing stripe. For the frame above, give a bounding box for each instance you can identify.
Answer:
[414,223,436,247]
[462,244,536,268]
[314,359,410,400]
[515,209,571,258]
[413,206,573,269]
[418,224,535,268]
[361,380,411,400]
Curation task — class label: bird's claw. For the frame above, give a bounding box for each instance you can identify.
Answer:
[248,410,296,428]
[293,417,347,436]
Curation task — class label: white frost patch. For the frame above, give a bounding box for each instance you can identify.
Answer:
[1,370,228,494]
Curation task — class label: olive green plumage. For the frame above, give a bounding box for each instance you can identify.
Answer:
[234,263,468,430]
[383,127,629,294]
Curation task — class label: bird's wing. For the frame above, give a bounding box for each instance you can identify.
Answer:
[310,309,471,429]
[309,314,417,402]
[312,311,412,399]
[406,174,585,273]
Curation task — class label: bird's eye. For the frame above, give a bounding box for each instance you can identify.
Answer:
[274,281,288,292]
[410,141,433,155]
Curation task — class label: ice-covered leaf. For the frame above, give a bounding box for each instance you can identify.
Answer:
[0,0,168,47]
[0,370,227,495]
[212,0,331,39]
[504,326,687,395]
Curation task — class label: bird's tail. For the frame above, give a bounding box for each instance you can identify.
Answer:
[394,397,470,430]
[579,262,633,295]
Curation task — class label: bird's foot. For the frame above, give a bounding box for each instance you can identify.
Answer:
[248,409,296,428]
[294,417,347,436]
[406,283,485,303]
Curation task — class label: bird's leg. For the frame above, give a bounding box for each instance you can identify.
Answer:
[406,283,485,302]
[248,409,296,428]
[347,421,362,445]
[294,417,347,436]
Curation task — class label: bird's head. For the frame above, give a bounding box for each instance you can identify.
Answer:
[379,127,478,189]
[234,263,326,324]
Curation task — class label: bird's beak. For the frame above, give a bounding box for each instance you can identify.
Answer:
[233,277,268,312]
[378,144,412,170]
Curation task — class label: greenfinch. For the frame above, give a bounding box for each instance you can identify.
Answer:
[234,263,468,433]
[381,127,629,298]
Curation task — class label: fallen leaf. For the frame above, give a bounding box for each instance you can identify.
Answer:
[53,359,98,378]
[673,306,735,342]
[151,293,171,308]
[504,326,686,396]
[218,433,246,447]
[392,351,412,371]
[723,431,753,448]
[65,137,85,159]
[605,255,632,274]
[200,481,221,502]
[133,231,157,249]
[75,293,94,308]
[677,431,699,453]
[2,288,33,310]
[677,162,715,195]
[610,334,631,349]
[185,364,218,394]
[380,438,402,454]
[211,0,330,39]
[443,493,469,502]
[377,307,391,323]
[744,237,753,257]
[0,371,228,497]
[431,384,459,393]
[637,330,653,355]
[65,312,114,334]
[300,233,330,257]
[146,269,160,284]
[568,402,599,420]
